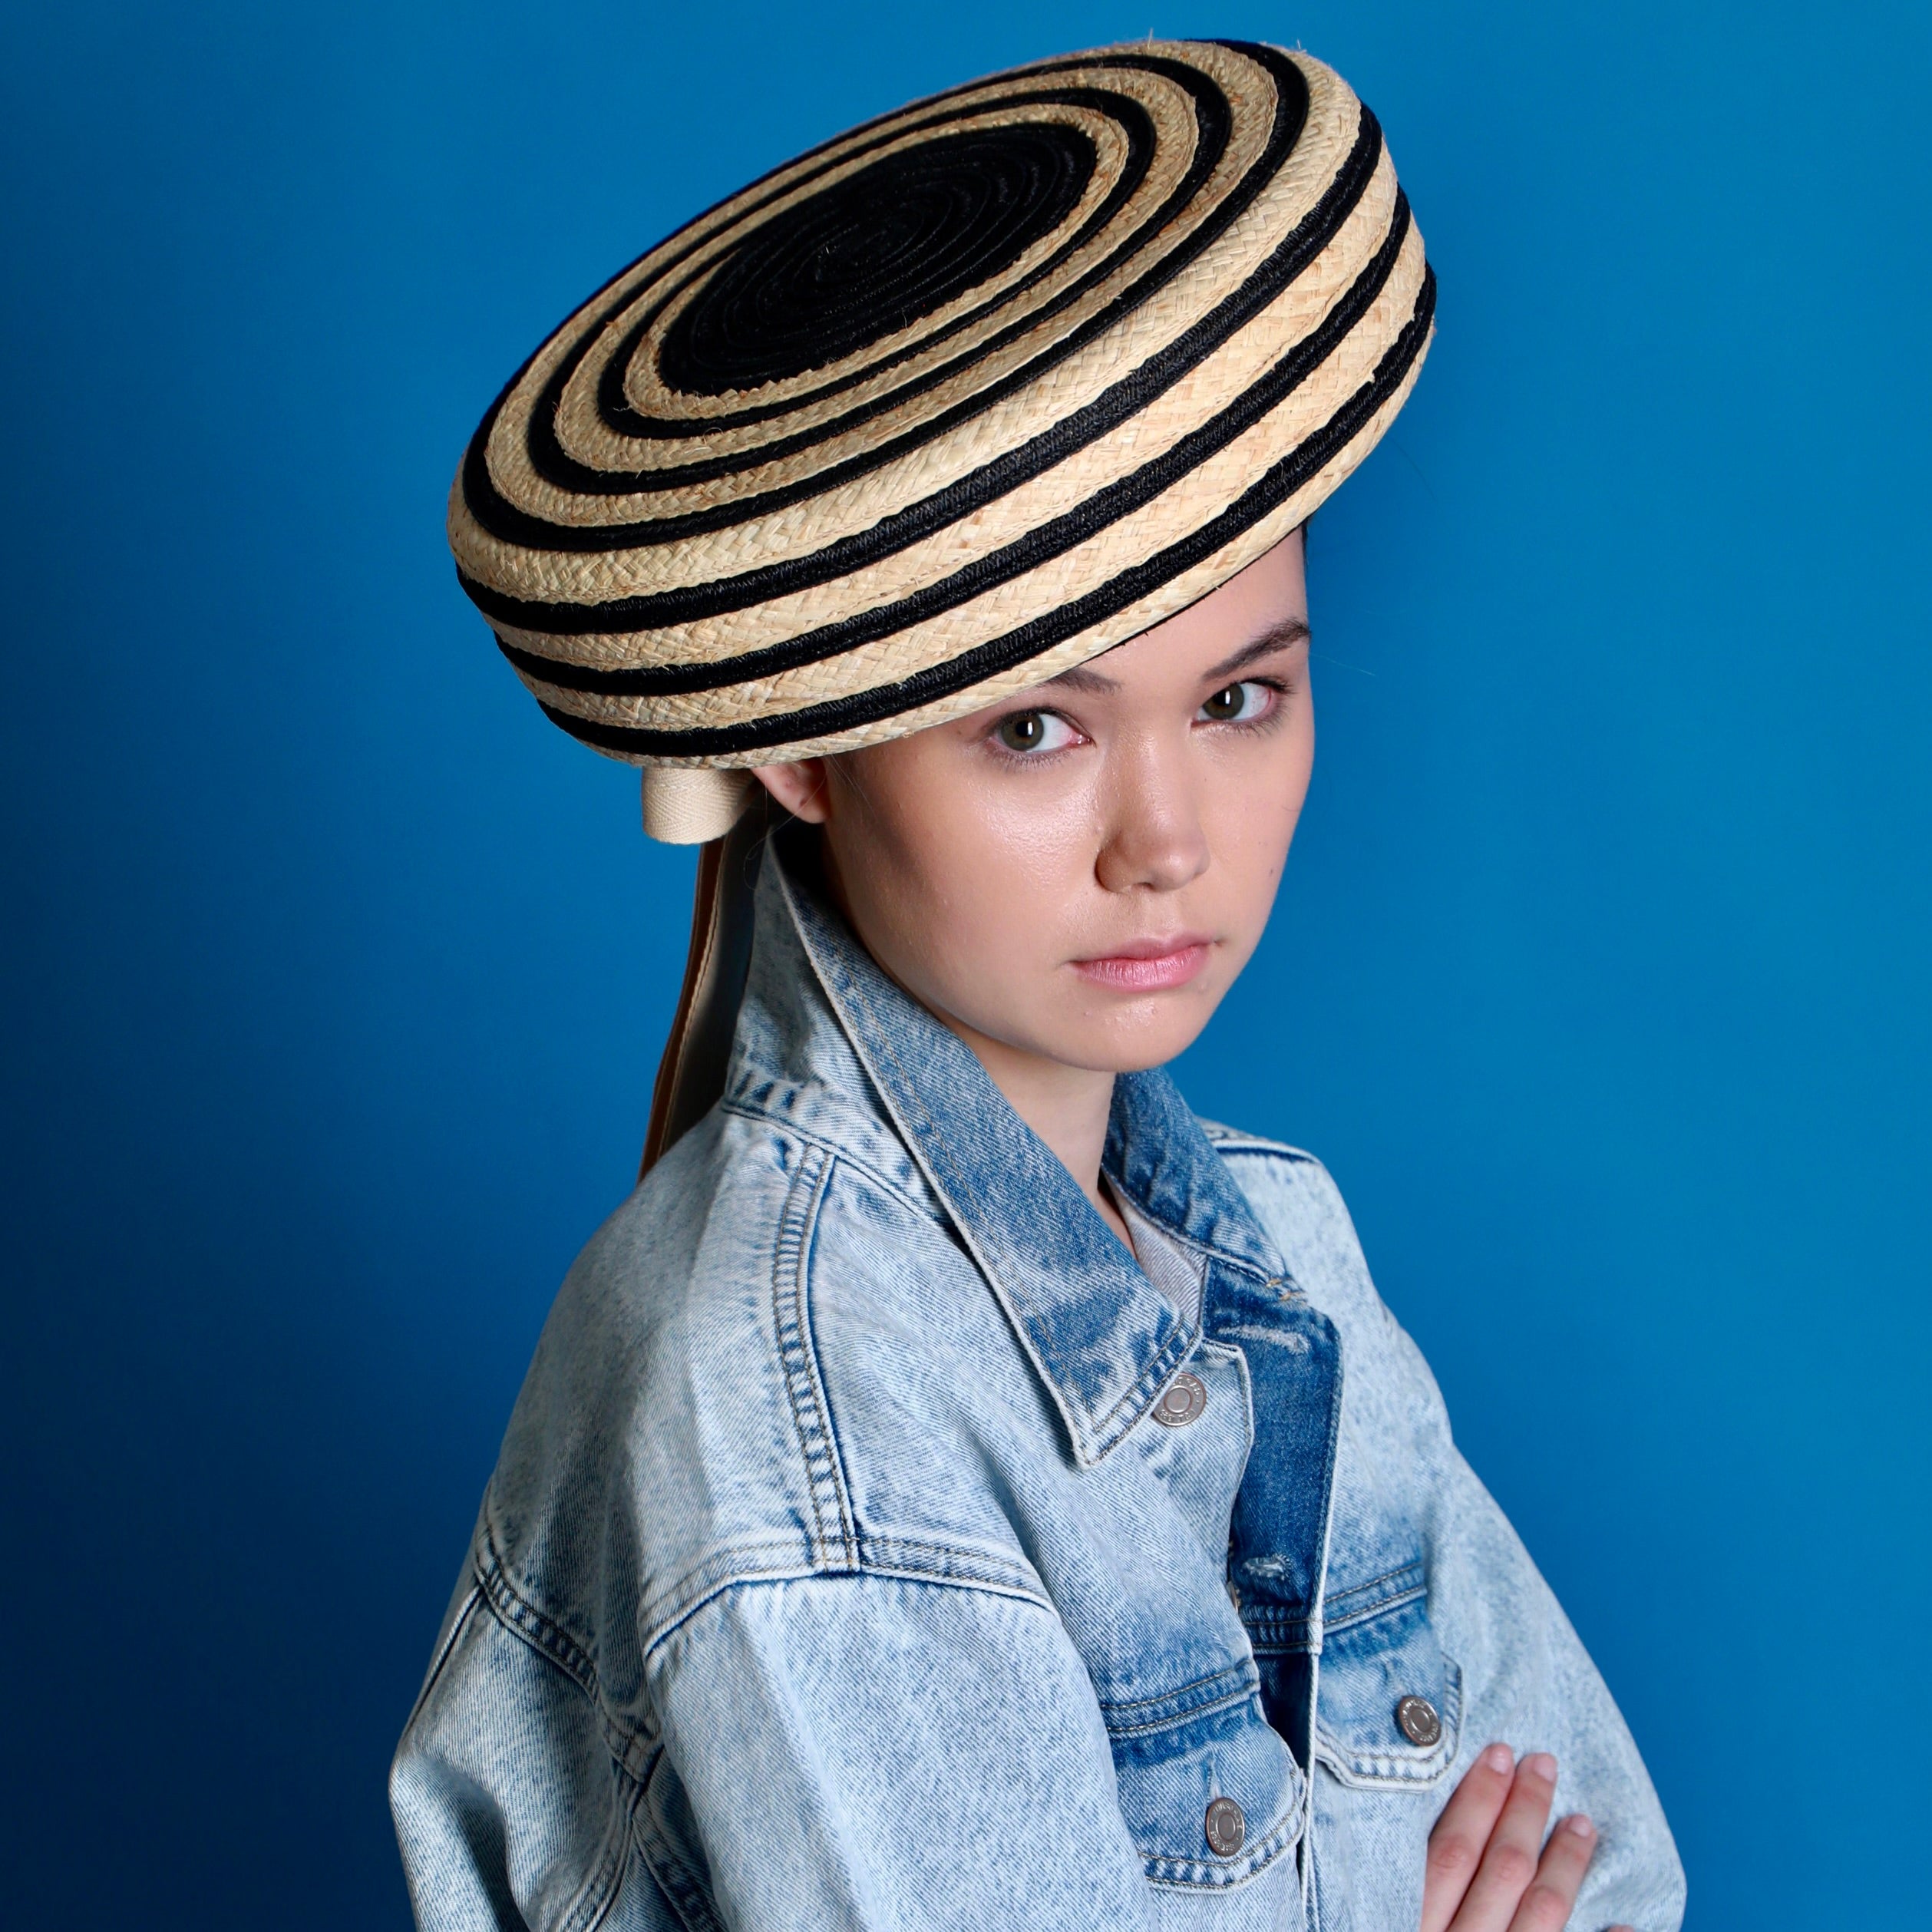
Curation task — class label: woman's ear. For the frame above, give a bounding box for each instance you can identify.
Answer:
[751,759,831,824]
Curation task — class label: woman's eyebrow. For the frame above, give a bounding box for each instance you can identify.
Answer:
[1039,617,1312,698]
[1042,661,1118,695]
[1204,619,1311,684]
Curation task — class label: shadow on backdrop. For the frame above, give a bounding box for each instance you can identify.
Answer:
[2,2,1926,1925]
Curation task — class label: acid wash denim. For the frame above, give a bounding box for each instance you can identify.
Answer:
[391,839,1685,1932]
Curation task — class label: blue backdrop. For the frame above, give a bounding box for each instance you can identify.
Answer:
[4,3,1925,1924]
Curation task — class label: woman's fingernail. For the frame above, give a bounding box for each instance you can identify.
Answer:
[1565,1815,1596,1839]
[1483,1744,1514,1772]
[1524,1752,1558,1782]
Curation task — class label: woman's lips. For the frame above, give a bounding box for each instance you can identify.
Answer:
[1071,937,1213,992]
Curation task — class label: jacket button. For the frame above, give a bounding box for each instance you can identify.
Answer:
[1395,1695,1442,1746]
[1152,1371,1207,1428]
[1204,1796,1247,1857]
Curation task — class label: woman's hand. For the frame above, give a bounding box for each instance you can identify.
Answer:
[1420,1744,1633,1932]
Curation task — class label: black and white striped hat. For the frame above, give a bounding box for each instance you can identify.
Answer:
[451,38,1433,841]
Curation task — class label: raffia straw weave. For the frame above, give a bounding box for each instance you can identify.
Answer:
[451,38,1433,835]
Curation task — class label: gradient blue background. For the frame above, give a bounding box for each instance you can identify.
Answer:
[3,2,1925,1924]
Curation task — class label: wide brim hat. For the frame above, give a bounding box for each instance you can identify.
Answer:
[451,37,1433,844]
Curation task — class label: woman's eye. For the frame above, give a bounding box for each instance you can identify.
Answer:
[994,710,1075,755]
[1197,681,1272,724]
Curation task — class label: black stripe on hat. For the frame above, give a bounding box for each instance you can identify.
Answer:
[595,86,1170,437]
[652,121,1108,398]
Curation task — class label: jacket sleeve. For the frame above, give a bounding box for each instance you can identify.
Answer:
[644,1573,1162,1930]
[391,1561,1164,1932]
[390,1572,677,1932]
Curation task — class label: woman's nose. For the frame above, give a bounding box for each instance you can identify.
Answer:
[1093,744,1211,894]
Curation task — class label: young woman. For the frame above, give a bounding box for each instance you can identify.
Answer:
[395,40,1683,1930]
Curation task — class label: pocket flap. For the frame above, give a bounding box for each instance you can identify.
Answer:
[1101,1661,1306,1889]
[1313,1583,1461,1789]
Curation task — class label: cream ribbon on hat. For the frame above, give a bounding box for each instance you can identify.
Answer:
[641,765,758,844]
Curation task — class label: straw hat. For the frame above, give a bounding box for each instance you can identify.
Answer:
[450,37,1434,844]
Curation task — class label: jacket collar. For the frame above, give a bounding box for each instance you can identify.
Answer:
[728,831,1286,1467]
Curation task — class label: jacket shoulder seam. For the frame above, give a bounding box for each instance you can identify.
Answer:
[635,1531,1054,1662]
[644,1557,1056,1660]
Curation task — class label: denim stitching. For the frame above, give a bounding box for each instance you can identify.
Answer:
[1243,1561,1429,1654]
[1096,1657,1259,1729]
[640,1560,1060,1680]
[1141,1804,1303,1890]
[477,1525,598,1691]
[1097,1656,1257,1713]
[573,1775,656,1932]
[636,1531,1054,1663]
[1244,1618,1318,1651]
[640,1553,834,1663]
[1101,1681,1259,1738]
[555,1761,644,1932]
[636,1755,729,1932]
[1321,1560,1427,1630]
[795,1152,863,1568]
[475,1524,662,1786]
[719,1099,938,1225]
[1088,1319,1200,1454]
[637,1526,1052,1657]
[1315,1657,1464,1789]
[461,1534,675,1929]
[855,1532,1050,1603]
[1200,1134,1321,1166]
[771,1143,857,1569]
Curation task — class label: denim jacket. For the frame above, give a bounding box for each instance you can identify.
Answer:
[391,837,1684,1932]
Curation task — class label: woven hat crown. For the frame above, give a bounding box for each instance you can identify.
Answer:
[451,38,1432,820]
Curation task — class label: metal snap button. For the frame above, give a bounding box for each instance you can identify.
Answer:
[1204,1795,1247,1857]
[1152,1371,1207,1428]
[1395,1695,1442,1746]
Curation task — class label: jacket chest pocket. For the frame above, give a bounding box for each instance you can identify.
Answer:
[1312,1560,1461,1789]
[1099,1657,1304,1891]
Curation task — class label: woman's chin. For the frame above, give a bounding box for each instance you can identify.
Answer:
[1039,1010,1220,1077]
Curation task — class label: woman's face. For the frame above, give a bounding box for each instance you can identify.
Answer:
[755,535,1313,1076]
